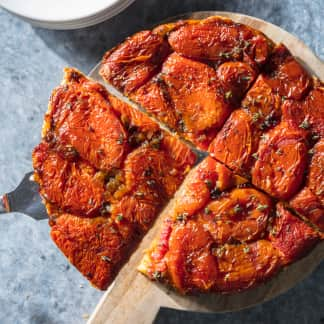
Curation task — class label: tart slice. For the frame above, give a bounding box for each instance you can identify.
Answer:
[139,157,321,294]
[32,68,197,289]
[139,157,282,294]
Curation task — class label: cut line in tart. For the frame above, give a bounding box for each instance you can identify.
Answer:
[33,15,323,293]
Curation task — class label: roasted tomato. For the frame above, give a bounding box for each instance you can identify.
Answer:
[134,53,231,149]
[45,69,128,172]
[269,204,319,265]
[241,75,282,130]
[252,122,308,199]
[32,143,104,217]
[199,188,273,244]
[161,134,197,170]
[166,221,219,293]
[216,61,257,105]
[263,44,311,100]
[214,240,281,292]
[171,157,242,218]
[168,16,272,67]
[51,214,134,290]
[110,195,159,232]
[208,109,261,175]
[307,139,324,203]
[290,187,324,232]
[282,82,324,138]
[108,93,160,134]
[124,145,183,200]
[131,78,179,132]
[100,31,170,94]
[160,53,231,133]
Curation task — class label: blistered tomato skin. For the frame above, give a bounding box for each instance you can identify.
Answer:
[166,221,219,293]
[269,204,319,265]
[208,109,261,175]
[307,140,324,204]
[282,82,324,137]
[46,69,129,172]
[290,187,324,232]
[32,143,105,217]
[263,44,311,100]
[200,188,273,244]
[100,30,171,94]
[252,122,308,200]
[51,214,133,290]
[167,16,272,67]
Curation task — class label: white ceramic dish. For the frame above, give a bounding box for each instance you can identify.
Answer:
[0,0,135,29]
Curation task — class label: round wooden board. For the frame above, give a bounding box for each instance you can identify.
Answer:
[88,11,324,324]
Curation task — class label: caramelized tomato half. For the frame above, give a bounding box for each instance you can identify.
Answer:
[216,61,257,105]
[214,240,281,292]
[199,188,273,244]
[290,187,324,231]
[168,16,272,67]
[33,143,104,217]
[171,157,238,218]
[252,122,308,199]
[282,85,324,137]
[134,53,231,149]
[51,215,133,290]
[209,109,261,175]
[241,75,282,130]
[269,204,319,265]
[100,30,170,94]
[166,221,219,293]
[307,139,324,203]
[263,44,311,100]
[47,69,128,172]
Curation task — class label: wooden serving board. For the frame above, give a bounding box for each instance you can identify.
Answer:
[88,11,324,324]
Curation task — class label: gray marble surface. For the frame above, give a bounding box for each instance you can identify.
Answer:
[0,1,323,323]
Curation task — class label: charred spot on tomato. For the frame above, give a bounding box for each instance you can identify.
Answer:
[69,70,82,82]
[149,133,163,149]
[57,144,79,161]
[146,179,157,188]
[100,202,111,215]
[143,167,153,177]
[210,187,222,200]
[176,212,189,222]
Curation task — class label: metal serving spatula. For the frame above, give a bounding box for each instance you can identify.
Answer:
[0,172,47,220]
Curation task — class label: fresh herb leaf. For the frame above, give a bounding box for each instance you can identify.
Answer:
[257,204,268,211]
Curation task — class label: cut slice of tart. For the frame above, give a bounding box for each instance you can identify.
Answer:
[138,157,321,294]
[138,156,285,294]
[32,68,198,289]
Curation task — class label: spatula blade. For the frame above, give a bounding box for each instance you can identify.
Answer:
[0,172,48,220]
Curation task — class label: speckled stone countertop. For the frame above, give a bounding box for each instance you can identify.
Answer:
[0,1,323,323]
